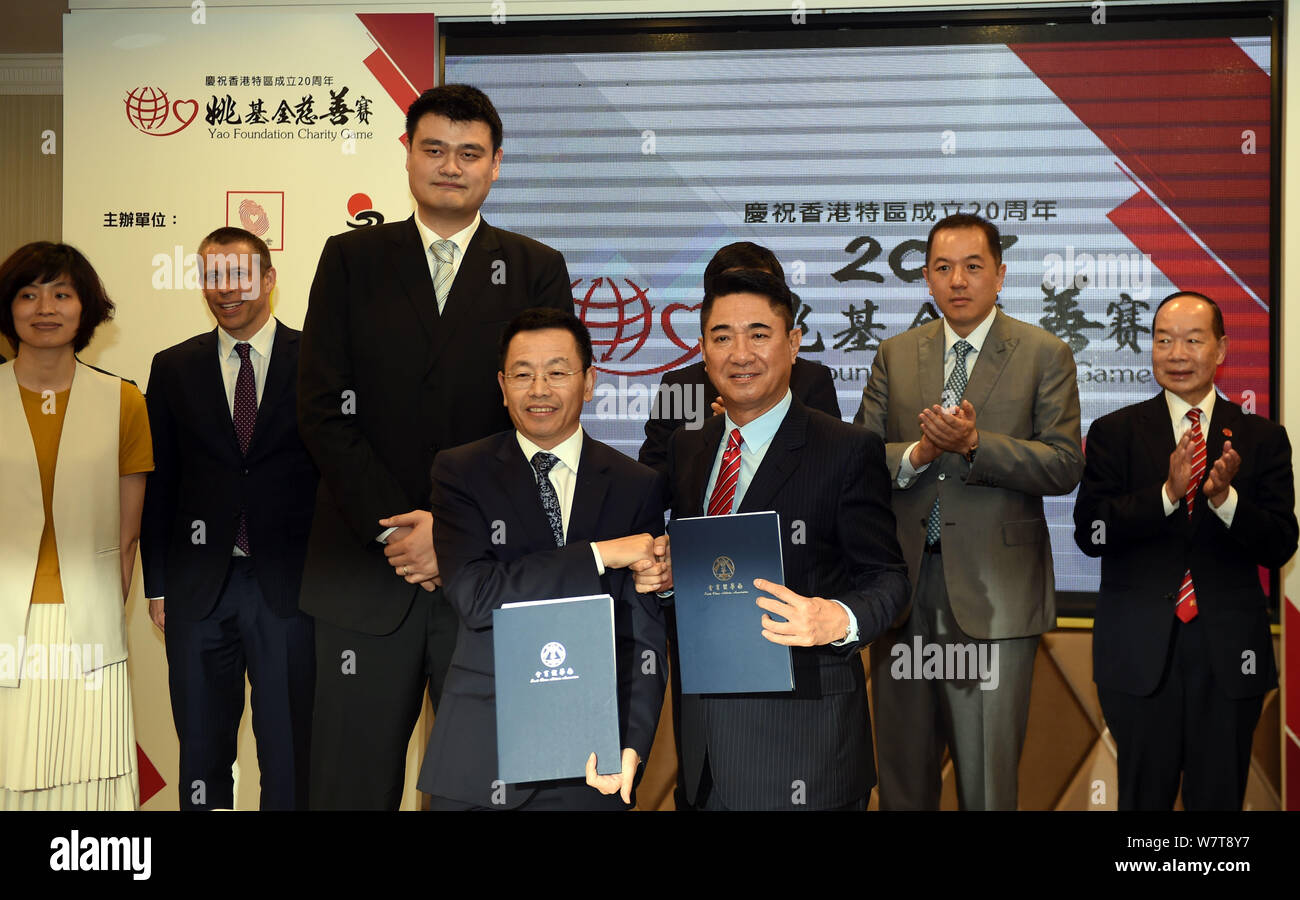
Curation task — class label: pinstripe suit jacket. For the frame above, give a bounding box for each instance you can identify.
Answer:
[666,397,909,809]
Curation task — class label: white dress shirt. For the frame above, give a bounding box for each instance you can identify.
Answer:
[1161,387,1237,525]
[216,315,276,413]
[516,427,607,575]
[413,211,481,314]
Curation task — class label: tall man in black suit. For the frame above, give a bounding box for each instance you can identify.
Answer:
[659,269,909,810]
[297,85,574,809]
[1074,291,1296,810]
[418,308,667,810]
[638,241,840,475]
[142,226,318,809]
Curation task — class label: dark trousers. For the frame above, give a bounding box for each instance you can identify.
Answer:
[1098,616,1264,811]
[696,757,867,811]
[309,587,458,810]
[165,556,315,810]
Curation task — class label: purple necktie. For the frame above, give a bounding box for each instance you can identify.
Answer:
[233,342,257,554]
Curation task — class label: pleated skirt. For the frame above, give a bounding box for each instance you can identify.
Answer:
[0,603,138,810]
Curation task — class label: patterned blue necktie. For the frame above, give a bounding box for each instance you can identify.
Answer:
[531,451,565,547]
[925,339,973,546]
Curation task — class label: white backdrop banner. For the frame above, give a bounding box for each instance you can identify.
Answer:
[63,4,439,808]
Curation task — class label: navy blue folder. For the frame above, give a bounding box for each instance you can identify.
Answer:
[492,594,621,784]
[667,511,794,694]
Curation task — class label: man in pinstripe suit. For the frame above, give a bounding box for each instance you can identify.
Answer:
[659,269,909,810]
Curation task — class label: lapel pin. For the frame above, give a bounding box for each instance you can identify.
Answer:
[1222,428,1232,438]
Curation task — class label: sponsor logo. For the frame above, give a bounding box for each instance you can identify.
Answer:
[345,192,385,228]
[124,86,199,137]
[532,641,577,684]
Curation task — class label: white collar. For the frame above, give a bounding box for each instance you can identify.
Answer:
[413,211,481,257]
[1164,386,1218,424]
[942,307,997,356]
[217,315,277,360]
[516,425,584,475]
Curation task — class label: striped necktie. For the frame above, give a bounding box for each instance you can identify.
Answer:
[1175,408,1206,623]
[707,428,744,516]
[431,239,455,313]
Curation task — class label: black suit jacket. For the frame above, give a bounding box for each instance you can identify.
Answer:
[141,322,318,619]
[638,357,841,474]
[296,216,573,633]
[666,397,909,809]
[1074,393,1296,699]
[416,430,667,809]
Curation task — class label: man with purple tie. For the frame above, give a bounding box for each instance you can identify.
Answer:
[142,226,318,809]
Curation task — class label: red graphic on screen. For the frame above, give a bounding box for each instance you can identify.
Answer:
[124,86,199,137]
[356,13,438,145]
[573,277,700,376]
[1011,38,1271,416]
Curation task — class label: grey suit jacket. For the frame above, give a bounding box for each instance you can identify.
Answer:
[854,309,1083,640]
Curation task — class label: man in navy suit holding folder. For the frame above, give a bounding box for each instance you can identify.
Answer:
[657,269,909,810]
[417,308,668,810]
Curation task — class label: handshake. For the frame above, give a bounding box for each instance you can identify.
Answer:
[595,533,672,594]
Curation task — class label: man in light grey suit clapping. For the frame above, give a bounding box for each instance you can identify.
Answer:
[855,213,1084,810]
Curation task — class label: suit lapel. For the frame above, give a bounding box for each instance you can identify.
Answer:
[962,311,1016,411]
[428,221,498,373]
[245,322,294,459]
[680,414,725,517]
[738,401,807,513]
[569,437,611,544]
[194,330,240,460]
[1137,393,1175,465]
[494,433,559,549]
[917,320,945,406]
[388,216,441,345]
[1204,393,1235,469]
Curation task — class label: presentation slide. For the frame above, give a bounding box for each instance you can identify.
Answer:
[445,24,1274,600]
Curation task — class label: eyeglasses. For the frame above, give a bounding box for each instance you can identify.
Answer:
[503,369,583,390]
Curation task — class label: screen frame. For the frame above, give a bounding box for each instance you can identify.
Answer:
[439,1,1285,624]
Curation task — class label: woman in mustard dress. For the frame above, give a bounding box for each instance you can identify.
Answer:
[0,242,152,810]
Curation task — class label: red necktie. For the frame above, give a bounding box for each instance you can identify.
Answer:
[1175,408,1205,623]
[706,428,744,517]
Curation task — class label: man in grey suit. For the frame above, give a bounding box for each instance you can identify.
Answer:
[855,213,1084,810]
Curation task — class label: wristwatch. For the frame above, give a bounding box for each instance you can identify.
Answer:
[965,441,979,464]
